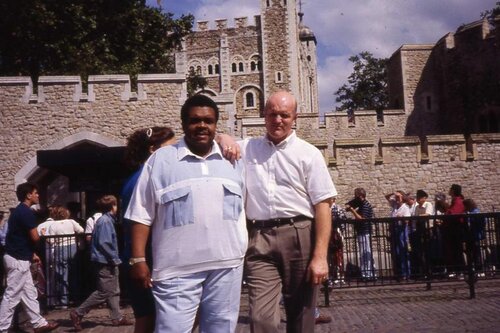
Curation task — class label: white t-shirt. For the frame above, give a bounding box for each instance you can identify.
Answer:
[85,213,102,234]
[125,139,247,282]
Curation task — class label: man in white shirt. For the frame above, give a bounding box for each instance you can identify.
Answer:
[241,91,336,333]
[386,191,412,280]
[125,95,247,333]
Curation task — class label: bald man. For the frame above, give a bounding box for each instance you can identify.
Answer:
[240,91,337,333]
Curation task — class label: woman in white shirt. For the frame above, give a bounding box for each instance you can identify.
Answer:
[47,206,84,307]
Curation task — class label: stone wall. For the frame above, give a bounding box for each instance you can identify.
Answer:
[0,75,186,209]
[1,76,499,217]
[388,17,500,136]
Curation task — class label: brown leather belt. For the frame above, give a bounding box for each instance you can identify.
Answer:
[246,215,312,229]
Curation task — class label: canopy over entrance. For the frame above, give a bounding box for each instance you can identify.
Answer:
[37,143,131,193]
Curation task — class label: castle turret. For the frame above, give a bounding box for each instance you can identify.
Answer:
[260,0,301,107]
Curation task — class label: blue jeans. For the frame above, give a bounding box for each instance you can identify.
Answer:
[393,223,411,278]
[153,265,243,333]
[357,233,375,278]
[55,243,77,305]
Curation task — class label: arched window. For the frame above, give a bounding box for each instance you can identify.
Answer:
[239,62,244,72]
[189,66,194,72]
[232,63,237,73]
[196,66,202,75]
[275,71,283,83]
[251,62,256,71]
[208,65,213,75]
[245,92,255,108]
[215,64,220,74]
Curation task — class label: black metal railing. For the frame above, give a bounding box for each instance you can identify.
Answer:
[39,233,95,308]
[323,212,500,305]
[37,212,500,307]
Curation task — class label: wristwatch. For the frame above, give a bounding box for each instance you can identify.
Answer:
[129,257,146,265]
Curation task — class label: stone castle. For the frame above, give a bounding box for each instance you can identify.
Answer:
[0,0,498,217]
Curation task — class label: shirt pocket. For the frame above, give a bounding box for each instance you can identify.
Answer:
[222,183,243,221]
[160,186,194,229]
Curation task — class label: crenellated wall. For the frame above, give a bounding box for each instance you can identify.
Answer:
[0,74,186,208]
[1,75,499,216]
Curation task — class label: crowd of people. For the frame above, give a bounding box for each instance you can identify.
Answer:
[326,184,490,285]
[0,90,492,333]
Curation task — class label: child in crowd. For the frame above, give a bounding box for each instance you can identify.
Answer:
[70,195,132,331]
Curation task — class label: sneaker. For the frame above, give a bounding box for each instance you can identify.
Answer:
[111,317,133,326]
[315,313,332,324]
[70,310,83,332]
[33,321,59,333]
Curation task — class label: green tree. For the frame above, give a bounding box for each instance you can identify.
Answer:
[0,0,193,82]
[334,51,389,111]
[186,67,207,97]
[480,1,500,23]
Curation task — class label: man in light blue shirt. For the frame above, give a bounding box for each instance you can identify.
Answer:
[126,95,247,333]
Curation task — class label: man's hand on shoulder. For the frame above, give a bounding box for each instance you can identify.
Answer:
[216,133,241,163]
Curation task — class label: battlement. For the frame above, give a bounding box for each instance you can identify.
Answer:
[0,74,186,103]
[195,15,261,31]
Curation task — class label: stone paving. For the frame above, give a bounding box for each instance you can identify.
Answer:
[13,279,500,332]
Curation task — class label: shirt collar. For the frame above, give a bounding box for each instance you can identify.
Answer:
[177,137,223,160]
[264,130,296,148]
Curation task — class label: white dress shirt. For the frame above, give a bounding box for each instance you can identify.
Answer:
[240,131,337,220]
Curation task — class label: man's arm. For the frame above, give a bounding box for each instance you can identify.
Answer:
[307,199,332,285]
[29,227,40,243]
[29,227,41,262]
[130,222,152,288]
[346,205,364,220]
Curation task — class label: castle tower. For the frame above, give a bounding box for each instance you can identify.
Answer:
[260,0,301,108]
[298,8,319,114]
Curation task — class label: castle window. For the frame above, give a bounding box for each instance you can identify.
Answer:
[189,66,194,72]
[251,62,256,71]
[239,62,244,72]
[266,0,270,7]
[208,65,213,75]
[232,63,237,73]
[245,92,255,108]
[284,0,287,5]
[196,66,202,75]
[275,71,283,83]
[215,64,220,74]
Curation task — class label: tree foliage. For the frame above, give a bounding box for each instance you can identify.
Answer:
[334,51,389,111]
[0,0,193,82]
[480,1,500,23]
[186,68,208,97]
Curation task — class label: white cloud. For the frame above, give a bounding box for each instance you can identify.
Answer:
[152,0,498,113]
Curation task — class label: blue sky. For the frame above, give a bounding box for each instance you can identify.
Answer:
[148,0,498,113]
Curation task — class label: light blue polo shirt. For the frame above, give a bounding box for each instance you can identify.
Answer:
[125,138,248,281]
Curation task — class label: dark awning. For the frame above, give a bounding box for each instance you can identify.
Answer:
[37,144,131,192]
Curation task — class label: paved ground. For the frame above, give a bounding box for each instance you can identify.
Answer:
[12,279,500,332]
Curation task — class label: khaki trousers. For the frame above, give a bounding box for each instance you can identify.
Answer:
[245,220,317,333]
